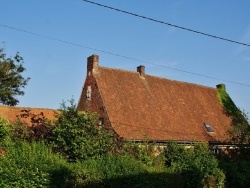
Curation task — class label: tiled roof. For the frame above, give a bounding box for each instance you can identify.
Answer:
[0,106,57,126]
[92,65,232,142]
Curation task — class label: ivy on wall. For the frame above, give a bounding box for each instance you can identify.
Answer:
[216,84,250,144]
[216,84,246,123]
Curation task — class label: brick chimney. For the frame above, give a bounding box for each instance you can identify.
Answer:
[87,54,99,74]
[137,65,145,77]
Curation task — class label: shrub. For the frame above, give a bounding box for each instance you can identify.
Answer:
[122,141,165,169]
[49,100,115,162]
[219,147,250,188]
[66,154,177,188]
[0,141,71,188]
[164,142,225,188]
[9,119,32,142]
[9,109,53,142]
[82,154,148,178]
[0,117,10,144]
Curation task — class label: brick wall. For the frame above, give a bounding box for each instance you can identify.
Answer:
[77,55,111,129]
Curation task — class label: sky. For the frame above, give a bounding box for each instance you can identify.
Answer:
[0,0,250,114]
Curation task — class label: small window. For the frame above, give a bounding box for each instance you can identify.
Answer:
[213,148,220,154]
[99,118,104,126]
[86,86,91,101]
[204,123,214,132]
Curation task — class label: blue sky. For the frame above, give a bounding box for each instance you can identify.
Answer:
[1,0,250,114]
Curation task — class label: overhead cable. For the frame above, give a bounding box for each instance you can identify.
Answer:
[83,0,250,47]
[0,23,249,87]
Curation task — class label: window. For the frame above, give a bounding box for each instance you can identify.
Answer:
[99,118,104,126]
[213,148,220,154]
[204,123,214,132]
[86,86,91,101]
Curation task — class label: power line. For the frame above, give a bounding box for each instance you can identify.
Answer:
[0,23,249,87]
[83,0,250,47]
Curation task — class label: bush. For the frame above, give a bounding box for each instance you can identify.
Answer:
[0,141,71,188]
[66,154,178,188]
[164,142,225,188]
[49,100,115,162]
[122,141,165,169]
[8,109,53,142]
[219,151,250,188]
[82,154,148,179]
[0,117,10,144]
[9,119,32,142]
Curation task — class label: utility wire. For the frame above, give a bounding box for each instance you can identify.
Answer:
[0,23,249,87]
[83,0,250,47]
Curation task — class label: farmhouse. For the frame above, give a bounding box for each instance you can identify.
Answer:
[0,54,237,145]
[77,54,233,144]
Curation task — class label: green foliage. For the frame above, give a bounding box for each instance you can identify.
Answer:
[0,48,30,106]
[0,141,71,188]
[66,154,179,188]
[227,110,250,144]
[9,120,33,142]
[217,84,250,187]
[1,112,230,187]
[82,154,148,179]
[217,84,250,144]
[13,109,53,142]
[219,159,250,188]
[0,139,183,188]
[164,142,225,188]
[5,109,53,143]
[216,84,240,119]
[0,117,10,144]
[122,141,165,169]
[49,100,115,161]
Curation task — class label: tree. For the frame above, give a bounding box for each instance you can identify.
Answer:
[0,48,30,106]
[49,100,115,162]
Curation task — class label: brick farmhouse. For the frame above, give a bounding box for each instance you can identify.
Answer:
[0,54,237,145]
[77,55,234,144]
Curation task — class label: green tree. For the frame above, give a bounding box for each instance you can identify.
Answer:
[50,100,115,162]
[0,48,30,106]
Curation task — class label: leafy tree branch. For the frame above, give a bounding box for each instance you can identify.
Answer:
[0,48,30,106]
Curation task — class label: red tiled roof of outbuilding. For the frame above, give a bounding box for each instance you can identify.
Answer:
[0,106,57,126]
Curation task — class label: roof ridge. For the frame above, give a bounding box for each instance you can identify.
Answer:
[0,105,56,111]
[99,66,216,90]
[99,66,138,74]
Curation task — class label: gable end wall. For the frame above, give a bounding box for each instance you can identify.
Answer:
[77,73,111,129]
